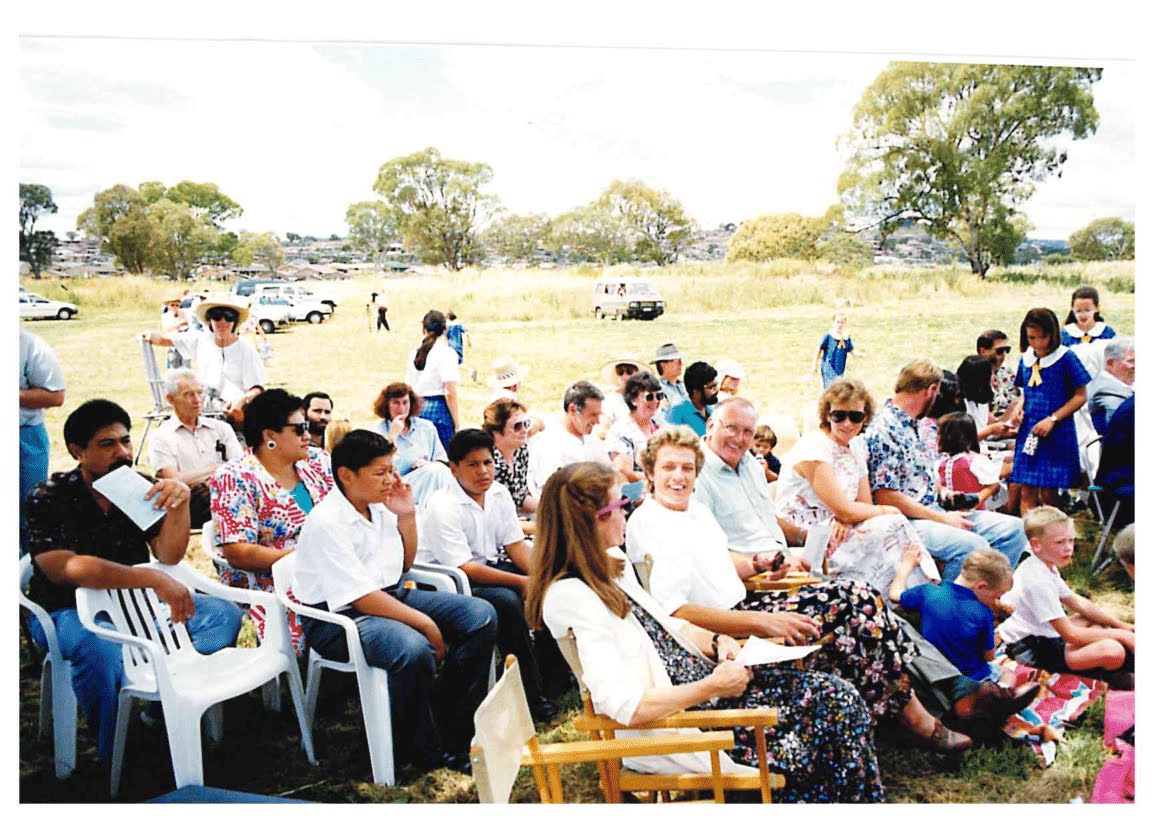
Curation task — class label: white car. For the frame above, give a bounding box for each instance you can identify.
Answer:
[19,292,78,320]
[255,295,331,325]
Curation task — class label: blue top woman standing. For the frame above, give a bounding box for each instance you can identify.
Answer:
[1011,307,1091,515]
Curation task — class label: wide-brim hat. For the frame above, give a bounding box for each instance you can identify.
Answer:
[487,357,531,389]
[654,343,685,363]
[714,358,746,380]
[195,294,251,327]
[600,355,650,387]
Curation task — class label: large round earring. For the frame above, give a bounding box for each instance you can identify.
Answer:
[266,440,277,450]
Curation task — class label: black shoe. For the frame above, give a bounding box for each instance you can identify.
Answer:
[531,697,557,724]
[997,682,1041,718]
[440,752,473,775]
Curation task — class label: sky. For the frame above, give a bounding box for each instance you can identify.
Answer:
[18,33,1135,242]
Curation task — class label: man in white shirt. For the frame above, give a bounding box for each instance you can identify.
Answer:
[294,429,497,773]
[418,428,564,720]
[527,381,611,498]
[692,398,807,557]
[148,368,243,526]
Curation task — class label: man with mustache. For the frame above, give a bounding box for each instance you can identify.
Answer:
[664,360,719,437]
[23,399,243,767]
[302,391,334,450]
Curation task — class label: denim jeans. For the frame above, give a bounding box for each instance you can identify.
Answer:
[301,586,497,762]
[19,424,51,555]
[911,508,1029,582]
[28,595,243,762]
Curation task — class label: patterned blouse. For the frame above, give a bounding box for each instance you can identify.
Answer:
[208,446,334,652]
[991,363,1021,417]
[492,444,530,512]
[864,400,938,508]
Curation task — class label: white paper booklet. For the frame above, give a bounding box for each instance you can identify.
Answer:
[92,465,166,532]
[733,636,820,667]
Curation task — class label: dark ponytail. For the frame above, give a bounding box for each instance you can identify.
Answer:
[413,309,447,371]
[1065,286,1104,326]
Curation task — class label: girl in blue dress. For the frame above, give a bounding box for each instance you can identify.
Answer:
[1012,307,1091,515]
[1061,285,1117,347]
[813,311,861,388]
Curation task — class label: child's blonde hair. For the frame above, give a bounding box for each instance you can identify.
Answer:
[959,549,1013,590]
[1022,505,1072,541]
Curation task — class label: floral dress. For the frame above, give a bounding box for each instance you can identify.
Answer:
[773,430,938,595]
[628,602,884,803]
[493,444,530,513]
[209,446,334,653]
[736,579,918,725]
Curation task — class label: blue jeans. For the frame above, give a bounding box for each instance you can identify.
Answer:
[911,508,1029,582]
[28,595,243,762]
[301,587,497,762]
[19,424,51,555]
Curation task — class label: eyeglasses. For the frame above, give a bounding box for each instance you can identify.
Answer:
[596,497,630,517]
[829,410,866,424]
[615,365,639,377]
[702,381,720,392]
[207,309,238,323]
[510,419,531,432]
[282,422,310,436]
[994,345,1012,355]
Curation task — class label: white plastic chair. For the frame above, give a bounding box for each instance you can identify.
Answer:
[75,560,316,797]
[201,519,259,590]
[19,555,78,780]
[271,553,463,786]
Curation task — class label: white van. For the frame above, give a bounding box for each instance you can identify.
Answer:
[592,280,665,320]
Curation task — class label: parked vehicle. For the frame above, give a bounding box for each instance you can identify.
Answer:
[231,279,337,310]
[592,280,665,320]
[255,294,331,325]
[19,292,78,320]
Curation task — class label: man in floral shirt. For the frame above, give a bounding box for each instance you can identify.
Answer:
[865,359,1028,583]
[976,330,1021,418]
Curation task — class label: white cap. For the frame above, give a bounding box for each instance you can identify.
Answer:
[714,358,746,380]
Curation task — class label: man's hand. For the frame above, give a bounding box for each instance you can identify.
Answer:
[752,551,790,581]
[383,472,415,517]
[935,510,974,531]
[152,572,195,624]
[420,617,446,662]
[751,611,820,645]
[146,478,190,511]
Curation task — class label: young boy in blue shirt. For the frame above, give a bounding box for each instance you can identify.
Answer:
[890,547,1039,730]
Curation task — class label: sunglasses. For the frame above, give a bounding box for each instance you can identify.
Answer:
[995,345,1012,355]
[702,381,720,392]
[207,309,239,323]
[510,419,532,432]
[640,392,665,402]
[282,422,310,436]
[615,365,639,376]
[829,410,866,424]
[596,497,630,517]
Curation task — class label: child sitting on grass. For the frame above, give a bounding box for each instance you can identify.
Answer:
[890,548,1040,727]
[998,506,1135,688]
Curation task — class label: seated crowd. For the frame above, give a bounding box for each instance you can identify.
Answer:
[22,300,1134,801]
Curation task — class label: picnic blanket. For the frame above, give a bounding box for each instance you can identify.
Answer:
[992,651,1105,766]
[1091,690,1135,804]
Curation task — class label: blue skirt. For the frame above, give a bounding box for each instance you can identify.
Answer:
[420,395,455,450]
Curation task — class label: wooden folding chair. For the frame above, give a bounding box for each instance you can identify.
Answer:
[556,631,783,803]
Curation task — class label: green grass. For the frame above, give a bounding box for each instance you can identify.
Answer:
[18,260,1135,802]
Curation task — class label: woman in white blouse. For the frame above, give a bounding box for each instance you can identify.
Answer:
[772,377,941,595]
[526,461,885,802]
[405,310,460,449]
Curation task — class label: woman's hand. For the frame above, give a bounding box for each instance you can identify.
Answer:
[879,505,901,517]
[706,660,750,698]
[716,635,742,663]
[387,415,407,444]
[1031,416,1057,438]
[752,611,820,645]
[825,520,853,558]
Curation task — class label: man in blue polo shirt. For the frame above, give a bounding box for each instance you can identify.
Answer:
[664,361,719,437]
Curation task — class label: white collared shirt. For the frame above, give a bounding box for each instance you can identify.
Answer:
[148,414,243,475]
[527,419,610,497]
[293,487,405,612]
[692,440,788,555]
[405,340,459,397]
[172,332,265,402]
[416,481,524,568]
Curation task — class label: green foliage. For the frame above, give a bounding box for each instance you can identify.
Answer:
[1042,252,1074,265]
[839,63,1102,277]
[146,199,219,279]
[726,213,827,262]
[163,180,243,227]
[598,179,697,265]
[482,212,550,264]
[816,234,874,268]
[19,183,59,276]
[1068,217,1135,261]
[345,200,399,271]
[546,203,632,265]
[233,231,285,275]
[373,147,497,271]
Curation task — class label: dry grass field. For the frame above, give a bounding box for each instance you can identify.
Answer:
[18,260,1135,803]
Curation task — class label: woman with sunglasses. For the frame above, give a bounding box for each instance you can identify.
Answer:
[597,355,650,437]
[604,370,662,489]
[142,296,265,419]
[483,397,537,534]
[528,462,886,802]
[209,389,334,653]
[371,382,454,507]
[772,378,939,596]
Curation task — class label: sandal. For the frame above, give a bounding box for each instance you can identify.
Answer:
[928,719,973,753]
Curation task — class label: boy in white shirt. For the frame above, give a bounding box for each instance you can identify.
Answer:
[418,428,566,720]
[999,506,1134,687]
[294,430,498,773]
